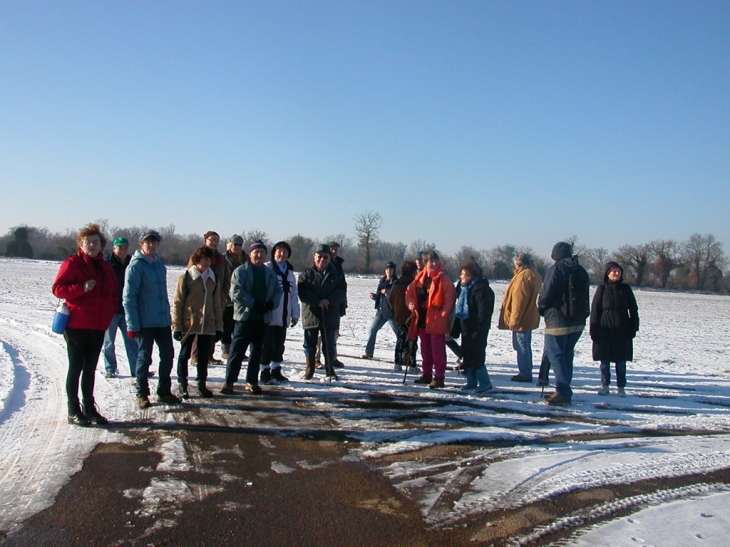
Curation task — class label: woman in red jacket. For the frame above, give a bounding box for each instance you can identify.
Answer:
[52,224,118,426]
[406,251,456,389]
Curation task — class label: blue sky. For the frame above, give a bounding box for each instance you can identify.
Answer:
[1,1,728,257]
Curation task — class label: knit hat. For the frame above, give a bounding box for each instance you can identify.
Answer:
[228,234,244,245]
[385,261,396,269]
[273,241,292,258]
[249,239,267,253]
[139,230,161,243]
[604,261,624,281]
[113,237,129,247]
[314,244,331,255]
[204,231,220,240]
[551,242,572,261]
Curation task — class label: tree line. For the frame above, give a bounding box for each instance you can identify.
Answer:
[2,216,728,294]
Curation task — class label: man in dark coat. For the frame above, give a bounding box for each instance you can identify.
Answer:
[538,242,589,405]
[298,244,347,380]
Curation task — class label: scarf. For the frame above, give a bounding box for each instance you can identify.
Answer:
[455,278,477,319]
[413,263,445,309]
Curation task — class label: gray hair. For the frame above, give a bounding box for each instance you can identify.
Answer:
[514,252,533,267]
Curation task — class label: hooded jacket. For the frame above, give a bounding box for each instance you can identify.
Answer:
[265,259,301,328]
[538,243,589,335]
[590,262,639,362]
[498,265,542,331]
[123,250,172,332]
[53,250,118,331]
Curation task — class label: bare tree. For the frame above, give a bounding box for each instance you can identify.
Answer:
[649,239,679,288]
[681,233,727,291]
[613,243,652,286]
[581,247,611,284]
[354,211,382,273]
[407,239,436,259]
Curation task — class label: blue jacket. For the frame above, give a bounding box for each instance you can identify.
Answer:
[230,261,282,323]
[123,250,172,331]
[538,256,587,335]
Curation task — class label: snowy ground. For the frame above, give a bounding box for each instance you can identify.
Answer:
[1,257,729,545]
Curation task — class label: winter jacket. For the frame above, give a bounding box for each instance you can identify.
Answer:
[590,263,639,362]
[105,252,130,314]
[172,267,223,336]
[266,260,301,328]
[230,261,282,323]
[123,250,172,332]
[224,250,248,307]
[332,255,348,317]
[372,275,396,320]
[188,250,230,309]
[52,250,118,331]
[405,264,456,335]
[498,265,542,332]
[538,256,588,335]
[454,277,495,369]
[389,273,415,326]
[298,263,347,330]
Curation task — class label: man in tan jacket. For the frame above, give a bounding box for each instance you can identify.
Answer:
[498,252,542,382]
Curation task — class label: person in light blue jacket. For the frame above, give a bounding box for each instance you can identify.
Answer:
[123,230,182,409]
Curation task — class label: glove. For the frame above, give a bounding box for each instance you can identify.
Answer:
[290,317,298,327]
[263,300,275,312]
[252,301,266,313]
[128,331,139,340]
[215,330,223,342]
[173,331,183,341]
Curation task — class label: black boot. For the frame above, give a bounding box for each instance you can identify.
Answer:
[81,401,107,425]
[325,355,339,381]
[178,380,190,400]
[304,355,316,380]
[197,381,213,398]
[68,402,91,427]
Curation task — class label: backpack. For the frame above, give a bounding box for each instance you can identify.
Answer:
[561,263,590,321]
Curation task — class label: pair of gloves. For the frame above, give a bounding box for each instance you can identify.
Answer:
[252,300,275,313]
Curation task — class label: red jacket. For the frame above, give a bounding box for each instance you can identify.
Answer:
[52,251,118,331]
[405,264,456,335]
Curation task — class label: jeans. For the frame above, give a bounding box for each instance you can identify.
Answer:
[600,361,627,387]
[102,313,139,376]
[305,327,336,360]
[177,333,213,384]
[464,365,492,389]
[225,319,267,385]
[418,329,446,380]
[262,325,287,365]
[512,330,533,379]
[135,327,174,398]
[544,330,583,399]
[64,328,105,410]
[364,314,398,356]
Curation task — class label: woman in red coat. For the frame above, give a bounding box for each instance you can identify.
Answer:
[52,224,118,426]
[406,251,456,389]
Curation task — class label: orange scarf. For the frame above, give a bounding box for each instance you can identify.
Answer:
[414,264,445,309]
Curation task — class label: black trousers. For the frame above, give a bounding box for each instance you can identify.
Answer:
[64,328,105,410]
[177,333,213,383]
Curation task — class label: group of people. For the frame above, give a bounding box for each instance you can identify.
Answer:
[52,224,640,427]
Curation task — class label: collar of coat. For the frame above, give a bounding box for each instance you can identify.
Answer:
[187,266,217,283]
[413,265,446,309]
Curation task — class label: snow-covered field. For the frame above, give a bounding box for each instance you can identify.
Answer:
[1,257,729,545]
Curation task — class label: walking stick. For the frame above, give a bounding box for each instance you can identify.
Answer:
[320,306,336,382]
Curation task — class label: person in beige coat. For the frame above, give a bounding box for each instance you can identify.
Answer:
[498,252,542,382]
[173,246,224,398]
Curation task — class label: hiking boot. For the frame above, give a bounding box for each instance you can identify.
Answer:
[179,382,190,400]
[208,358,224,366]
[597,385,609,396]
[304,356,316,380]
[414,374,432,385]
[271,368,289,383]
[333,358,345,368]
[428,378,445,389]
[510,374,533,383]
[68,411,91,427]
[459,384,477,391]
[361,353,373,360]
[104,370,117,379]
[617,387,626,397]
[260,368,272,385]
[221,343,230,360]
[314,358,324,369]
[137,396,151,409]
[82,402,109,425]
[197,382,213,398]
[394,364,403,371]
[475,384,493,395]
[545,392,572,406]
[157,393,183,405]
[219,382,235,395]
[246,382,262,394]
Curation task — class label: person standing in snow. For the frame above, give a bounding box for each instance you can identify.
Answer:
[389,260,418,371]
[498,252,542,383]
[453,261,495,393]
[590,262,639,397]
[220,240,282,395]
[406,251,456,389]
[102,237,139,378]
[123,230,182,409]
[173,246,223,399]
[52,223,118,426]
[362,262,398,359]
[222,234,248,361]
[260,241,300,384]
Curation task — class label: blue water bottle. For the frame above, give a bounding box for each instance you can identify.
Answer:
[52,301,70,334]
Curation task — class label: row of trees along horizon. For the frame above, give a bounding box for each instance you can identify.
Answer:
[3,212,728,294]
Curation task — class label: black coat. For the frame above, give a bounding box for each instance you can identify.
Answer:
[453,277,495,369]
[590,281,639,362]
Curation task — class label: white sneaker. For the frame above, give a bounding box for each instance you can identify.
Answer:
[597,385,609,396]
[617,387,626,397]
